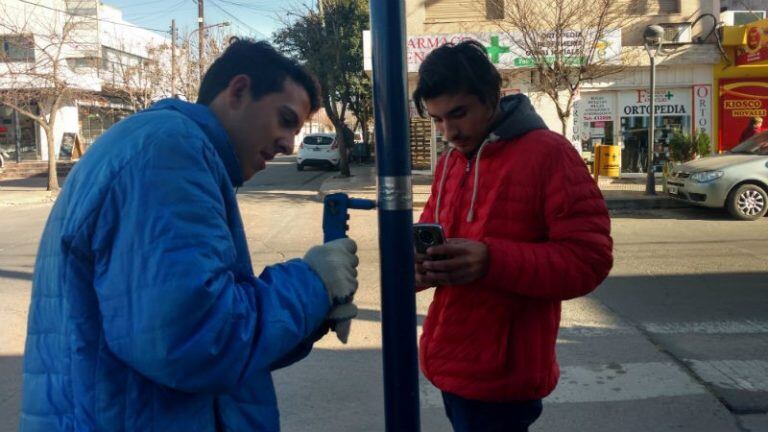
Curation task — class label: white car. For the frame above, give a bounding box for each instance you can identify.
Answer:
[296,133,340,171]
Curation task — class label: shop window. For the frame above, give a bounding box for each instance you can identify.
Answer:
[620,115,690,173]
[0,105,39,161]
[78,106,131,147]
[0,35,34,62]
[425,0,501,22]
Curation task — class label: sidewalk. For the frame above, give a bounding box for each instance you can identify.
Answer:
[320,164,687,211]
[0,177,58,206]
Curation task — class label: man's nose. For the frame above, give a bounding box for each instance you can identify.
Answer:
[276,138,293,155]
[443,121,459,141]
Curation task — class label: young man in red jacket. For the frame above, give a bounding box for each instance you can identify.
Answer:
[412,40,613,432]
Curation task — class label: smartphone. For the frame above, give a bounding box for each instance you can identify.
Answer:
[413,223,446,256]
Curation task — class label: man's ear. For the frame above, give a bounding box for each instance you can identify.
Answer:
[226,74,251,110]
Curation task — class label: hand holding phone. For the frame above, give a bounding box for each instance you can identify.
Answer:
[413,223,446,256]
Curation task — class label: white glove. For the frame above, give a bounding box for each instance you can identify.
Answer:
[328,303,358,344]
[303,238,359,343]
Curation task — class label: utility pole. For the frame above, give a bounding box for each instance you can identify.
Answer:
[197,0,205,83]
[170,19,177,98]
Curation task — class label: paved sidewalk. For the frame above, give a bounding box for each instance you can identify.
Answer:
[320,164,687,211]
[0,177,58,206]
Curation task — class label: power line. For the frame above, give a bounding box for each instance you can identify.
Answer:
[207,0,267,39]
[16,0,170,34]
[119,0,188,24]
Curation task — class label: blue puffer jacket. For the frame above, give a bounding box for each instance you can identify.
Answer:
[20,99,330,431]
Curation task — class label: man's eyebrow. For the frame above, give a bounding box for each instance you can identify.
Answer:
[428,105,466,119]
[280,106,300,127]
[446,105,467,116]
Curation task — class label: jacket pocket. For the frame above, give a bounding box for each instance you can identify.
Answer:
[424,288,516,379]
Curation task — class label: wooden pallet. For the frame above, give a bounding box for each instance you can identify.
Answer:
[410,118,432,171]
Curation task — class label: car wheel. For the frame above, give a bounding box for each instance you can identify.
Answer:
[726,184,768,221]
[296,163,304,171]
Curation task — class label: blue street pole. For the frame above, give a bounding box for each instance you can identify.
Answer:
[369,1,421,431]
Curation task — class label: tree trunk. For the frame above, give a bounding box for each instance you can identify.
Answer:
[560,115,568,136]
[336,121,353,177]
[361,118,371,147]
[45,126,59,191]
[323,98,352,177]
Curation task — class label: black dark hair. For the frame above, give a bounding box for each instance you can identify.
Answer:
[412,40,501,117]
[197,38,321,113]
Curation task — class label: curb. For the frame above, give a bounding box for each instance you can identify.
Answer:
[0,191,57,207]
[605,197,689,211]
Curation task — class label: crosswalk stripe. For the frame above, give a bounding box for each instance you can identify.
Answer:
[418,361,708,407]
[686,359,768,392]
[549,362,707,403]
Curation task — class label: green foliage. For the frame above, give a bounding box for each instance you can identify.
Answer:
[273,0,372,176]
[669,131,693,162]
[669,130,712,162]
[694,130,711,157]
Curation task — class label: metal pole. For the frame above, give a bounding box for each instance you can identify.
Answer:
[197,0,205,83]
[370,1,420,431]
[171,19,177,98]
[646,52,656,195]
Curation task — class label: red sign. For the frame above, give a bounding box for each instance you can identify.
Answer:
[719,79,768,151]
[735,24,768,65]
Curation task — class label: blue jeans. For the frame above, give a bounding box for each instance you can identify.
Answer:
[442,392,543,432]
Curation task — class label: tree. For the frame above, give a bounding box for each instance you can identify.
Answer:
[484,0,633,135]
[0,0,99,191]
[348,72,373,149]
[101,41,173,112]
[274,0,371,177]
[174,26,232,103]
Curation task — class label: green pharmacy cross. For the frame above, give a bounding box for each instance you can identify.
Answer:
[486,36,510,63]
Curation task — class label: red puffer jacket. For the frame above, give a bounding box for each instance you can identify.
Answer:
[418,109,613,402]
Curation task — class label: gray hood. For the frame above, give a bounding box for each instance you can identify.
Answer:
[491,94,549,140]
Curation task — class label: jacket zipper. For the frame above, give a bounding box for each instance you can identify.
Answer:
[458,158,471,188]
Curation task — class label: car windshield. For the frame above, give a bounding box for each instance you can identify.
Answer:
[303,136,334,146]
[729,131,768,155]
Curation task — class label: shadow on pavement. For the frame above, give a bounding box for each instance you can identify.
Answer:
[0,268,33,282]
[0,355,23,432]
[609,206,760,221]
[357,307,427,326]
[0,177,52,190]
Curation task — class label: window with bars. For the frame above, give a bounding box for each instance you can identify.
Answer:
[628,0,680,15]
[425,0,504,22]
[0,35,34,62]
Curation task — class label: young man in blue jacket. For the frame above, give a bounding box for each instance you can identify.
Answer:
[21,39,359,431]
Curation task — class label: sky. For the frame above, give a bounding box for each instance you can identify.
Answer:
[102,0,312,41]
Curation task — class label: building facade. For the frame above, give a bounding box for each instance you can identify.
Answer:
[365,0,724,174]
[0,0,170,163]
[714,2,768,152]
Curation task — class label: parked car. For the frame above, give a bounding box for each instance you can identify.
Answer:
[667,131,768,220]
[296,133,340,171]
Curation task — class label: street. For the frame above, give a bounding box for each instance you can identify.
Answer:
[1,156,767,431]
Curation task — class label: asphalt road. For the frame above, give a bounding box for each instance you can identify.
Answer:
[0,156,766,431]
